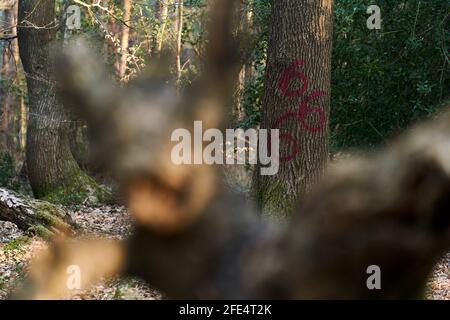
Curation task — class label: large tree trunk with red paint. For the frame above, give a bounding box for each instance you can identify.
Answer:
[253,0,334,218]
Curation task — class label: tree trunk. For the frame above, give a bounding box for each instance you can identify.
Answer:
[0,187,73,238]
[253,0,334,218]
[119,0,132,80]
[9,1,19,153]
[233,67,245,122]
[0,5,17,153]
[233,0,254,123]
[175,0,184,88]
[243,1,254,84]
[17,0,109,204]
[150,0,170,58]
[19,95,26,150]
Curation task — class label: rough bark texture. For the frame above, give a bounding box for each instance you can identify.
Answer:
[0,187,73,238]
[254,0,334,218]
[14,0,450,300]
[17,0,109,204]
[0,4,18,153]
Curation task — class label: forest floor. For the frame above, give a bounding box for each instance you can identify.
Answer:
[1,161,450,299]
[0,205,162,300]
[0,203,449,299]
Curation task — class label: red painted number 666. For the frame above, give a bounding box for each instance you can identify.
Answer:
[272,60,327,162]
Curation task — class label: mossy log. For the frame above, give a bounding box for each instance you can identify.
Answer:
[0,188,74,238]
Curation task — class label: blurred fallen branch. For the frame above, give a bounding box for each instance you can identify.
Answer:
[15,0,450,300]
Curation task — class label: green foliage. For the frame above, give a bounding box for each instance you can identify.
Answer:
[0,151,19,190]
[3,236,30,252]
[57,0,448,154]
[27,224,54,240]
[42,182,113,207]
[43,188,89,206]
[239,0,271,129]
[330,0,449,151]
[237,0,449,152]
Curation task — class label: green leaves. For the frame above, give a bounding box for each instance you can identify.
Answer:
[330,0,449,151]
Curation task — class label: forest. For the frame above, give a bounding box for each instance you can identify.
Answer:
[0,0,449,302]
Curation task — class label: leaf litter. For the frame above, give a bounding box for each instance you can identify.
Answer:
[0,204,448,299]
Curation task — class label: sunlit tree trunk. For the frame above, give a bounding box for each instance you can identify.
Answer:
[19,95,26,150]
[150,0,170,58]
[119,0,132,80]
[175,0,184,88]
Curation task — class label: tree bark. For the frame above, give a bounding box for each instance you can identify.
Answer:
[119,0,132,80]
[19,95,26,150]
[0,44,11,150]
[253,0,334,218]
[243,0,254,84]
[0,187,73,238]
[17,0,109,203]
[0,5,17,153]
[175,0,184,88]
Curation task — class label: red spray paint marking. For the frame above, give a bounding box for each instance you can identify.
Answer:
[271,60,327,163]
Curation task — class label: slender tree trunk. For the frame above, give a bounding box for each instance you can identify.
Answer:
[19,94,26,149]
[234,68,245,122]
[1,1,24,155]
[0,74,11,151]
[102,0,121,76]
[0,10,5,150]
[253,0,334,218]
[243,1,254,84]
[119,0,132,80]
[9,1,19,153]
[17,0,108,203]
[233,0,254,122]
[0,6,16,153]
[150,0,170,58]
[175,0,183,88]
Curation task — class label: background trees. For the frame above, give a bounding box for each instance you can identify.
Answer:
[0,1,21,158]
[17,0,108,203]
[0,0,448,300]
[14,0,450,298]
[0,0,447,206]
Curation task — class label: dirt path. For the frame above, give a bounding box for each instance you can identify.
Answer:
[1,205,449,299]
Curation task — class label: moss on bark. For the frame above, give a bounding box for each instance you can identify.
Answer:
[0,188,75,238]
[41,173,113,206]
[255,182,297,220]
